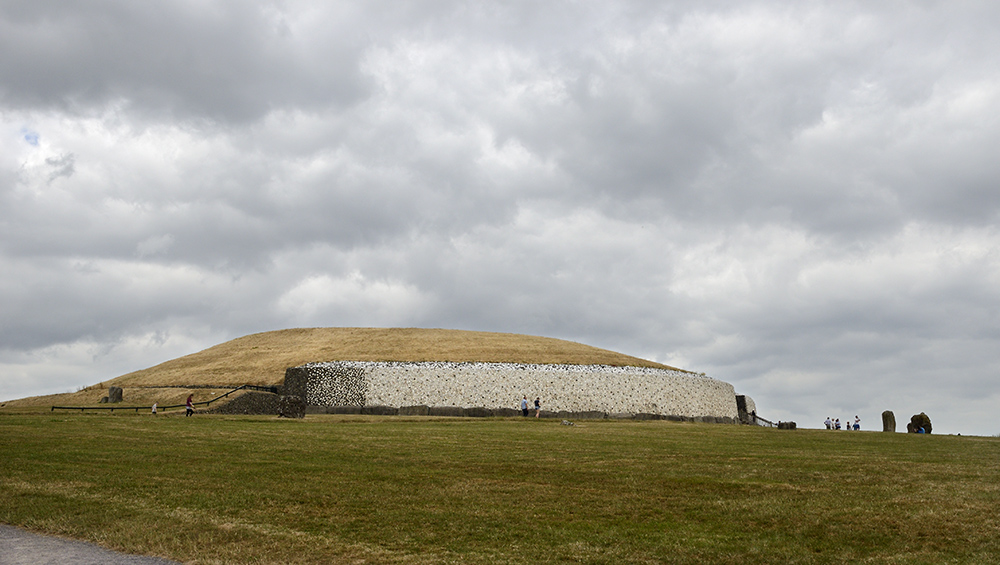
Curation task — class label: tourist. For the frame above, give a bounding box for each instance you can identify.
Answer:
[834,418,841,430]
[534,397,541,418]
[186,394,194,417]
[854,416,861,431]
[824,417,832,429]
[521,396,529,417]
[151,402,157,416]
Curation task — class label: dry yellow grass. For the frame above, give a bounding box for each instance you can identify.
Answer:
[2,328,678,409]
[113,327,676,387]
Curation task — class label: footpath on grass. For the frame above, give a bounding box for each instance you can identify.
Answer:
[0,524,179,565]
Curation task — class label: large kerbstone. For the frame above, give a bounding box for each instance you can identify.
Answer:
[328,406,363,414]
[428,406,465,417]
[398,405,430,416]
[277,395,306,418]
[107,386,123,403]
[572,411,609,420]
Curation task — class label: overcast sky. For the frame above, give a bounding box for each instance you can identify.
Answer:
[2,1,998,434]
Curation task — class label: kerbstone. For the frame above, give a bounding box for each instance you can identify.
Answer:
[277,395,306,418]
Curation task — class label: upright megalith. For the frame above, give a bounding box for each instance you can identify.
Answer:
[882,410,896,432]
[906,412,932,434]
[107,386,123,403]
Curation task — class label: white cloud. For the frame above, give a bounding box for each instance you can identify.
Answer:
[276,271,430,327]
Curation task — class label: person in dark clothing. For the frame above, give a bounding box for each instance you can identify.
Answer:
[185,394,194,417]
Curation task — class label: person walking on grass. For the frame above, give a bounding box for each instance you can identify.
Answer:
[534,397,541,418]
[151,402,157,416]
[186,395,194,417]
[521,396,529,417]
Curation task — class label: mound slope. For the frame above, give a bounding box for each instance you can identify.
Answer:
[2,329,687,412]
[110,327,679,389]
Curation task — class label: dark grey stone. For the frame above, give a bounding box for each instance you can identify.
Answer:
[777,421,797,430]
[464,407,492,418]
[398,405,430,416]
[328,405,364,414]
[571,411,608,420]
[277,395,306,418]
[907,412,932,434]
[282,367,310,398]
[362,405,398,416]
[428,406,464,417]
[107,387,123,403]
[490,408,521,418]
[882,410,896,432]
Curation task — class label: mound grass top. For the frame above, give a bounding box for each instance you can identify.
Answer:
[2,328,678,411]
[111,328,675,389]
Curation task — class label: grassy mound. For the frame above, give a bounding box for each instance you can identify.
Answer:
[2,328,677,410]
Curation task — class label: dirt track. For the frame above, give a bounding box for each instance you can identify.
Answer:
[0,524,179,564]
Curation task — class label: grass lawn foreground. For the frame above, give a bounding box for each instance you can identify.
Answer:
[2,414,999,564]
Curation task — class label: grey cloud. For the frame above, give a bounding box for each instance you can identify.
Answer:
[3,0,1000,434]
[44,153,74,182]
[0,1,369,122]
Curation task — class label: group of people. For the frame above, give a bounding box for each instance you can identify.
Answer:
[825,416,860,430]
[520,396,541,418]
[150,394,195,416]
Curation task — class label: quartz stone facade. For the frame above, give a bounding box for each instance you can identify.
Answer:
[284,361,742,419]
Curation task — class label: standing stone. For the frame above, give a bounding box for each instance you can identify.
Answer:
[882,410,896,432]
[107,386,123,403]
[907,412,932,434]
[277,395,306,418]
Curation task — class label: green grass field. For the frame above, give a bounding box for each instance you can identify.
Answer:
[2,414,999,564]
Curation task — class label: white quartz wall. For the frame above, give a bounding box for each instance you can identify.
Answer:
[300,361,738,419]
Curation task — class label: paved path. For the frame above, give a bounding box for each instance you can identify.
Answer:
[0,525,180,564]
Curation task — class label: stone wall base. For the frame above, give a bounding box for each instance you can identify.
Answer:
[303,404,737,423]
